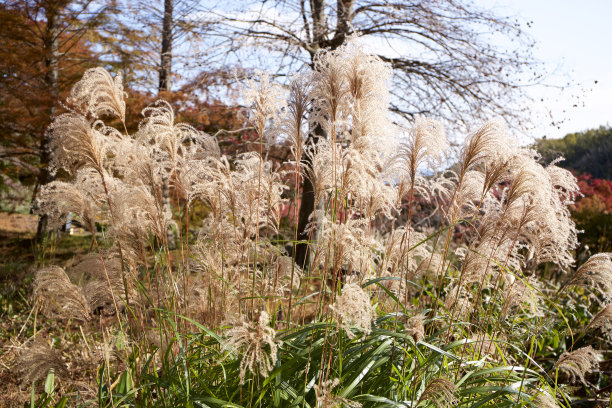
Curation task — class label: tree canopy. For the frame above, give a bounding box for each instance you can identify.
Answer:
[0,0,109,193]
[201,0,543,130]
[0,0,246,218]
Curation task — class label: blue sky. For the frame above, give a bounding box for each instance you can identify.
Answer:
[475,0,612,139]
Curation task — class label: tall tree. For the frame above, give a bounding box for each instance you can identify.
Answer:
[201,0,544,266]
[0,0,112,235]
[203,0,541,127]
[159,0,174,92]
[100,0,205,91]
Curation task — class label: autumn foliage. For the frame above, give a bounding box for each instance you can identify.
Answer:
[572,173,612,252]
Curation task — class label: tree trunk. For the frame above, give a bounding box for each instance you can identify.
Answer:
[294,0,354,268]
[311,0,325,48]
[294,123,325,269]
[159,0,173,92]
[294,0,326,268]
[36,4,60,240]
[159,0,176,248]
[335,0,354,38]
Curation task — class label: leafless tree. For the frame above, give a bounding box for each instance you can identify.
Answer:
[202,0,541,128]
[200,0,543,267]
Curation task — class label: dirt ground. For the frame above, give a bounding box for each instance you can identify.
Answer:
[0,212,38,236]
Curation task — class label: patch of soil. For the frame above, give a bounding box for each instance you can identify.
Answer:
[0,212,38,236]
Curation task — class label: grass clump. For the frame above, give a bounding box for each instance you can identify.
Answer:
[3,38,611,407]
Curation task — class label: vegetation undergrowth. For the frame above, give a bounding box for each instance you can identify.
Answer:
[3,38,611,407]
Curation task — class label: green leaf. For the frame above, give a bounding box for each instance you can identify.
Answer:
[44,368,55,395]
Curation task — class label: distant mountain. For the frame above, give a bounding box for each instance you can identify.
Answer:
[536,126,612,179]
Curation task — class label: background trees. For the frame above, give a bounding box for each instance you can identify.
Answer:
[536,126,612,179]
[1,0,550,252]
[202,0,541,129]
[99,0,208,92]
[0,0,243,225]
[0,0,111,217]
[536,127,612,253]
[201,0,543,266]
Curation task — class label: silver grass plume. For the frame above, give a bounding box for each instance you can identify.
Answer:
[242,70,285,146]
[253,254,303,300]
[508,155,579,269]
[501,275,539,317]
[381,227,431,280]
[34,266,90,322]
[310,47,350,136]
[108,136,159,191]
[458,120,516,175]
[533,392,561,408]
[442,120,515,221]
[396,116,448,184]
[586,304,612,338]
[444,284,473,320]
[136,100,220,176]
[343,38,393,159]
[303,138,338,207]
[554,346,601,384]
[450,169,486,219]
[474,331,505,358]
[48,113,111,175]
[67,67,126,121]
[546,160,580,205]
[338,39,398,219]
[417,377,458,408]
[223,311,281,384]
[36,178,100,234]
[330,283,375,338]
[564,253,612,299]
[283,74,311,166]
[110,182,171,244]
[406,313,426,343]
[73,253,126,316]
[314,378,362,408]
[192,152,287,242]
[18,339,68,384]
[187,242,241,325]
[316,217,381,279]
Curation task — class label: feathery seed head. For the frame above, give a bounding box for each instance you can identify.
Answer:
[407,313,426,343]
[330,283,375,338]
[242,71,285,141]
[533,392,561,408]
[459,119,516,175]
[418,377,458,408]
[223,311,281,384]
[587,304,612,338]
[67,67,126,121]
[18,340,68,385]
[284,74,312,164]
[314,378,362,408]
[554,346,601,384]
[33,266,90,322]
[48,113,110,174]
[566,253,612,299]
[36,178,100,234]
